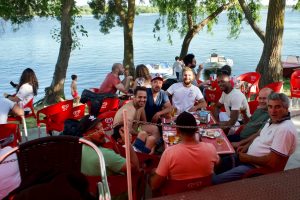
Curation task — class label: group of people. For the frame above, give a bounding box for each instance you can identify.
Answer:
[1,56,298,198]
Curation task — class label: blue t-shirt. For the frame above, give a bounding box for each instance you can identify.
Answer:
[145,88,169,122]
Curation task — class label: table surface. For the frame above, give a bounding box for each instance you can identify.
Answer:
[151,167,300,200]
[162,112,234,154]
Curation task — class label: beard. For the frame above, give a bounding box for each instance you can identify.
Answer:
[183,79,192,85]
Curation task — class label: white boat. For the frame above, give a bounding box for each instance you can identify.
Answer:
[145,62,175,79]
[203,53,234,70]
[282,55,300,78]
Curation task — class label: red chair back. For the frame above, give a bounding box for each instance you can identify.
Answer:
[290,70,300,98]
[72,104,86,120]
[37,100,73,134]
[8,98,36,123]
[0,124,21,147]
[99,98,120,113]
[262,81,283,93]
[154,175,212,196]
[97,111,117,131]
[237,72,261,99]
[248,100,259,115]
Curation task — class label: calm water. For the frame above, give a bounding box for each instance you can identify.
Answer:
[0,9,299,101]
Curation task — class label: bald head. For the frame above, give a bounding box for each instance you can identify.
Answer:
[111,63,124,75]
[257,87,273,109]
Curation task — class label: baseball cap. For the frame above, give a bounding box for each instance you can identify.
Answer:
[151,73,164,82]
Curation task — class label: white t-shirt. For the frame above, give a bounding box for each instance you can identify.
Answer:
[219,89,250,120]
[247,120,298,157]
[167,83,204,113]
[16,83,34,108]
[0,98,15,124]
[173,61,183,73]
[0,146,21,199]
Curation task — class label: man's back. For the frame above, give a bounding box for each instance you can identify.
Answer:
[99,73,120,94]
[156,143,219,180]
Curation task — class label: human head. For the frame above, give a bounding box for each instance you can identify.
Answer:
[257,88,273,109]
[135,64,151,80]
[112,124,132,145]
[151,73,164,93]
[133,86,147,108]
[175,56,179,61]
[182,67,194,86]
[112,63,124,75]
[217,72,232,93]
[267,92,290,123]
[18,68,39,96]
[220,65,232,76]
[176,111,198,135]
[80,115,105,145]
[71,74,77,81]
[183,54,196,68]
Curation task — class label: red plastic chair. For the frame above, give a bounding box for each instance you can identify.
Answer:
[248,100,259,115]
[153,175,212,197]
[8,98,36,122]
[36,100,73,136]
[72,104,86,120]
[237,72,261,99]
[290,70,300,98]
[0,123,21,147]
[261,81,283,93]
[87,97,120,115]
[97,110,117,131]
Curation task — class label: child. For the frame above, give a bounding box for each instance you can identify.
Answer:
[71,74,80,105]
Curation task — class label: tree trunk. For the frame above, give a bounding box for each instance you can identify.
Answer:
[44,0,73,104]
[180,30,195,58]
[256,0,285,88]
[123,21,135,76]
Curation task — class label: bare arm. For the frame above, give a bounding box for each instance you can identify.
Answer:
[8,95,21,103]
[212,102,223,122]
[190,98,207,111]
[235,131,260,152]
[116,76,133,94]
[219,110,239,128]
[150,171,166,190]
[11,104,24,117]
[151,101,172,123]
[120,145,140,173]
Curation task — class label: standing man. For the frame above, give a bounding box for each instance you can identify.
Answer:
[213,71,250,133]
[113,86,161,141]
[145,74,172,123]
[98,63,132,94]
[213,93,298,184]
[173,56,183,81]
[167,67,207,114]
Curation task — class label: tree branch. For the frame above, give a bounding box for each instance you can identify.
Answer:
[238,0,265,43]
[114,0,126,23]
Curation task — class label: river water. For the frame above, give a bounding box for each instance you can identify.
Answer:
[0,9,299,101]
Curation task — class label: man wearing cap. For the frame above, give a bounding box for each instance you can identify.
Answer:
[145,73,172,123]
[150,112,219,191]
[98,63,133,94]
[167,67,207,114]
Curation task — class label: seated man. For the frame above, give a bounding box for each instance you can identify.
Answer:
[213,93,298,184]
[81,115,139,176]
[145,73,172,123]
[0,97,24,124]
[113,86,161,141]
[98,63,133,94]
[213,71,250,133]
[167,67,207,114]
[112,125,156,154]
[150,112,219,190]
[228,88,273,142]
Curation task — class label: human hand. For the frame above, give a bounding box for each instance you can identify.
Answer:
[237,144,248,153]
[231,141,241,149]
[151,113,161,123]
[127,76,133,80]
[188,106,197,112]
[199,64,204,70]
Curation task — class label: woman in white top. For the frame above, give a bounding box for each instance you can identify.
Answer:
[6,68,39,109]
[133,64,152,89]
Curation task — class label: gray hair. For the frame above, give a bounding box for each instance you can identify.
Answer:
[268,92,290,109]
[112,63,122,71]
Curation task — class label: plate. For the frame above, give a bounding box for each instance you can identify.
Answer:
[202,130,221,138]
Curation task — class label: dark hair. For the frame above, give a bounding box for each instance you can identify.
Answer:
[78,115,101,135]
[17,68,39,96]
[112,124,123,142]
[71,74,77,80]
[183,54,195,66]
[135,64,151,80]
[134,86,147,96]
[175,56,179,60]
[220,65,232,76]
[176,111,198,134]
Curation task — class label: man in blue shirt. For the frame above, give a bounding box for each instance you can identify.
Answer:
[145,74,172,122]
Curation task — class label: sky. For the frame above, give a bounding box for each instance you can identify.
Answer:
[75,0,298,6]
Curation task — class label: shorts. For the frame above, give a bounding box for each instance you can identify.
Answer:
[133,138,151,154]
[72,91,79,98]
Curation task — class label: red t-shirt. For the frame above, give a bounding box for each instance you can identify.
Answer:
[99,73,121,94]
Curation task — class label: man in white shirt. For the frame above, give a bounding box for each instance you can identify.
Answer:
[0,98,24,124]
[213,71,250,132]
[167,67,207,114]
[213,93,298,184]
[173,56,183,81]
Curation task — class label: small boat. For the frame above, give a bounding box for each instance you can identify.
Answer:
[145,62,175,79]
[282,55,300,78]
[203,53,234,70]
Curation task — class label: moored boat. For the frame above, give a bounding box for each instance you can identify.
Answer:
[282,55,300,78]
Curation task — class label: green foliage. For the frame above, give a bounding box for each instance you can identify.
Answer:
[227,5,243,39]
[294,1,300,10]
